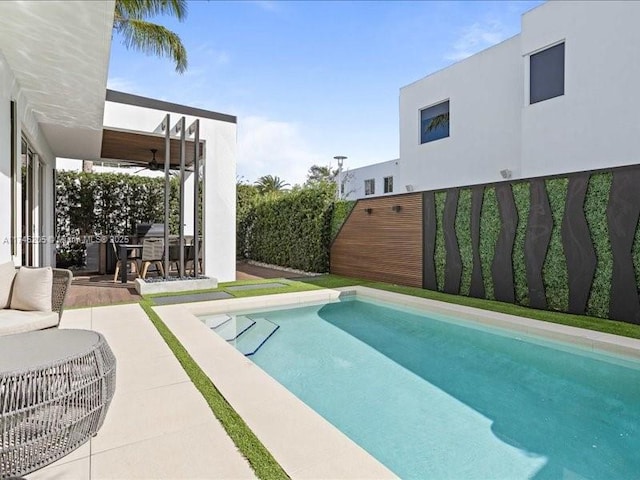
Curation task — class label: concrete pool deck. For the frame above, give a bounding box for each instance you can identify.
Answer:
[28,303,255,480]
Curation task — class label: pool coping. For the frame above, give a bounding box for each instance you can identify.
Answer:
[154,286,640,479]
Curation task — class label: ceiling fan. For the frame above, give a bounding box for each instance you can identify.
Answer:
[134,149,160,173]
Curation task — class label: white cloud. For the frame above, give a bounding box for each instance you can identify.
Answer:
[252,1,280,12]
[107,77,143,94]
[445,19,509,62]
[237,116,323,186]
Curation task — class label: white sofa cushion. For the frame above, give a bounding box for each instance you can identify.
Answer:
[0,309,59,336]
[0,260,16,309]
[10,267,53,312]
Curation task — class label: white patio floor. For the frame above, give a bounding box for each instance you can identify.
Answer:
[27,303,255,480]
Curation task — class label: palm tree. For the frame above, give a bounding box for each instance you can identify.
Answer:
[254,175,290,194]
[113,0,188,74]
[425,112,450,134]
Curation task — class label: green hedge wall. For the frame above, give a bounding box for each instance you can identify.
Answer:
[456,189,472,296]
[331,200,356,241]
[238,187,335,272]
[512,182,530,306]
[542,178,569,311]
[479,187,499,300]
[585,173,613,318]
[434,192,446,291]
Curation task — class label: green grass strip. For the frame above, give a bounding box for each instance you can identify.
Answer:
[300,274,640,339]
[434,191,446,291]
[512,182,530,306]
[585,172,613,318]
[479,187,499,300]
[455,189,473,297]
[139,300,289,480]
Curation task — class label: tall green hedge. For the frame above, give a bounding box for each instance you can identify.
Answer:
[585,173,613,318]
[238,186,336,272]
[455,189,472,296]
[434,192,446,291]
[331,200,356,241]
[479,187,499,300]
[512,182,530,306]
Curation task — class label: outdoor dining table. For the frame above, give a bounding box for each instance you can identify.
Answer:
[0,329,116,477]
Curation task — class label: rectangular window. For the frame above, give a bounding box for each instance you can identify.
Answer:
[384,176,393,193]
[530,42,564,104]
[420,100,449,144]
[364,179,375,196]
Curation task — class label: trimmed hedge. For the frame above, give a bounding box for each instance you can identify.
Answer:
[455,189,472,296]
[585,172,613,318]
[434,191,446,291]
[512,182,530,306]
[479,187,499,300]
[331,200,356,241]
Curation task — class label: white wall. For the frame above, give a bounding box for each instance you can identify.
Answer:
[0,52,56,266]
[103,101,237,282]
[342,159,400,200]
[399,36,523,192]
[520,1,640,177]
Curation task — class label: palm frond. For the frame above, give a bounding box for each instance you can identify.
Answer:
[117,18,188,73]
[425,112,450,132]
[115,0,187,22]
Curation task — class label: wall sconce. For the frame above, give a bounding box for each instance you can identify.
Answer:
[391,205,402,213]
[405,184,414,192]
[364,208,373,215]
[500,169,512,179]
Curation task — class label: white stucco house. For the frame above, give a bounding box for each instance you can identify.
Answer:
[344,0,640,198]
[0,1,237,282]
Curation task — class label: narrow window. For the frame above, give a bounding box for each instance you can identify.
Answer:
[384,176,393,193]
[364,179,375,195]
[530,42,565,104]
[420,100,449,144]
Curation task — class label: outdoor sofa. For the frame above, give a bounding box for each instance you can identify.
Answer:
[0,261,73,336]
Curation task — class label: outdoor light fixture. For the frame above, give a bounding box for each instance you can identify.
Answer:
[500,169,512,179]
[391,205,402,213]
[364,208,373,215]
[405,184,414,192]
[334,155,347,200]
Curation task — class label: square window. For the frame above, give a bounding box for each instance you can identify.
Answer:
[420,100,449,144]
[364,179,375,195]
[384,176,393,193]
[530,42,564,104]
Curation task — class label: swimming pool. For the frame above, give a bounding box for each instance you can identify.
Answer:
[207,294,640,479]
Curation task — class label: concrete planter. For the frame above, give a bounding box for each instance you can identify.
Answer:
[134,277,218,296]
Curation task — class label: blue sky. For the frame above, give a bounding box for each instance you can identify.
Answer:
[108,0,542,185]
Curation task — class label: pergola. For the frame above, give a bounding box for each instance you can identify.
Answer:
[100,116,205,281]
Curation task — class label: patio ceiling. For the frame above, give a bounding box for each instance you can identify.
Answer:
[0,1,114,160]
[100,128,204,168]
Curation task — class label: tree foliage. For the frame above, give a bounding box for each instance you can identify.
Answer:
[254,175,290,194]
[113,0,188,73]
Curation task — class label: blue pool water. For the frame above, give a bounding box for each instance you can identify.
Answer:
[226,298,640,479]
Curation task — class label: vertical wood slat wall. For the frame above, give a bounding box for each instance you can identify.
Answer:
[330,193,423,287]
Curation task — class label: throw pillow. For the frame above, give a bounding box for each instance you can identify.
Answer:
[0,260,16,309]
[10,266,53,312]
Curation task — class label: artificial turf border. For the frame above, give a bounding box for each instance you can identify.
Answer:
[139,300,289,480]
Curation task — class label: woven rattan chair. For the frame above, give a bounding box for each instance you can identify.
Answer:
[140,238,165,279]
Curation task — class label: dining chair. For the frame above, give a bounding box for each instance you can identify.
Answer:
[139,238,165,279]
[111,240,138,283]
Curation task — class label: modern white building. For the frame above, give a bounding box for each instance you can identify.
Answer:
[0,1,237,282]
[345,1,640,197]
[341,159,399,201]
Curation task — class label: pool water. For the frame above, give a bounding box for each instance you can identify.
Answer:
[231,298,640,479]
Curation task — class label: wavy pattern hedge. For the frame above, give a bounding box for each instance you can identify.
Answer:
[585,173,613,318]
[434,192,446,291]
[512,182,530,306]
[455,189,472,296]
[479,187,499,300]
[543,178,569,311]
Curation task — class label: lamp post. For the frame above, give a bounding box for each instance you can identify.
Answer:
[333,155,347,200]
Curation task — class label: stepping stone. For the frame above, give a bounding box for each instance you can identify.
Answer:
[226,282,288,292]
[153,291,233,305]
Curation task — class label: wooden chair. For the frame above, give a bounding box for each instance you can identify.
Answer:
[111,240,138,283]
[140,238,165,279]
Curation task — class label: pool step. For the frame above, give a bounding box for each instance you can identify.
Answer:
[201,313,233,329]
[231,317,280,356]
[213,315,255,341]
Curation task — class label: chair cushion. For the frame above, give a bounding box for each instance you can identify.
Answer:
[0,309,59,336]
[10,267,53,312]
[0,260,16,309]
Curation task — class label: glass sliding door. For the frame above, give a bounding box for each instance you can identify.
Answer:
[20,137,38,266]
